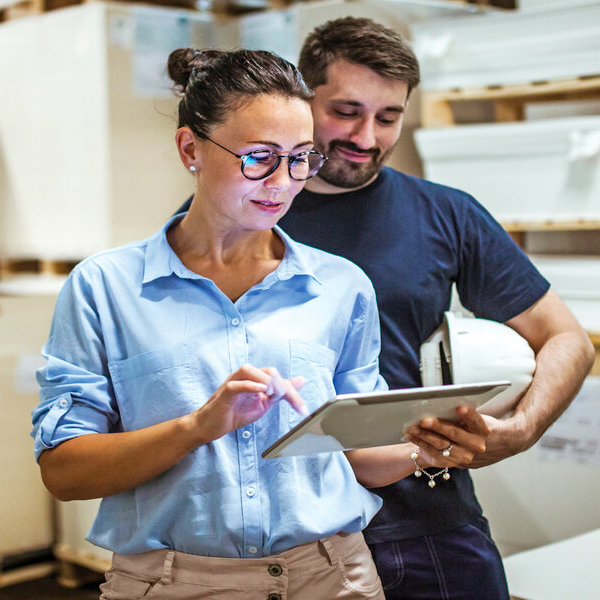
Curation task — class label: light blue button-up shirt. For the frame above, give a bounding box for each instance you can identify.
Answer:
[32,217,386,558]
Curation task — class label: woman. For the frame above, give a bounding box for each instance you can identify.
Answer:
[32,48,488,600]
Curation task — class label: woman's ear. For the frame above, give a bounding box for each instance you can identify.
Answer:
[175,127,200,174]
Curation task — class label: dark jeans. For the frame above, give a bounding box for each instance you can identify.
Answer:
[368,517,510,600]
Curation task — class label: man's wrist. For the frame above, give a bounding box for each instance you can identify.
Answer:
[503,409,538,454]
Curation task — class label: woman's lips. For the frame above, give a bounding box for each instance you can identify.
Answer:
[251,199,284,214]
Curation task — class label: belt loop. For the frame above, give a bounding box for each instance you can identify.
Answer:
[160,550,175,585]
[318,537,339,567]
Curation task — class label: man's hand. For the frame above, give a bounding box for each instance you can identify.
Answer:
[459,413,531,468]
[404,405,491,470]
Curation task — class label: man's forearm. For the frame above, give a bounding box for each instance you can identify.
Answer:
[510,329,594,450]
[468,290,594,468]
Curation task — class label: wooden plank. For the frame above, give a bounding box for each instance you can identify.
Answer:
[494,99,524,122]
[423,76,600,104]
[590,342,600,378]
[0,562,55,588]
[0,0,202,21]
[0,0,42,21]
[0,258,77,278]
[420,76,600,127]
[501,220,600,233]
[420,96,456,127]
[53,543,111,576]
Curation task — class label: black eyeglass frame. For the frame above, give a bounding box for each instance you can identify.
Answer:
[201,135,328,181]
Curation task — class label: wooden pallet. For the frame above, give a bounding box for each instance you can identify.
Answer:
[591,334,600,378]
[53,544,110,588]
[500,220,600,246]
[0,562,56,588]
[0,0,43,21]
[0,0,202,22]
[0,258,78,279]
[421,75,600,127]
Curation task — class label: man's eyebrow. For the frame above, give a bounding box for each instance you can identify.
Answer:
[246,140,314,151]
[331,100,405,113]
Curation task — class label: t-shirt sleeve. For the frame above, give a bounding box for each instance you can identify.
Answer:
[455,194,550,322]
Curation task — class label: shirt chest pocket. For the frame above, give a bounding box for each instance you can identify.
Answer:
[108,344,204,431]
[289,339,337,427]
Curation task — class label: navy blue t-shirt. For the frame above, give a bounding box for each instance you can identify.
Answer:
[279,167,550,542]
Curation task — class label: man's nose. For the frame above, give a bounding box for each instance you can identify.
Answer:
[349,117,376,150]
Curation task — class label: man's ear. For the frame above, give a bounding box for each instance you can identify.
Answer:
[175,127,201,173]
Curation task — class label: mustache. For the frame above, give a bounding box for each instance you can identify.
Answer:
[328,140,380,158]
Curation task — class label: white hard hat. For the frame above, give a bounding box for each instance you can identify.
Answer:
[420,312,536,418]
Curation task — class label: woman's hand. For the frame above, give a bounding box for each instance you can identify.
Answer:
[39,364,305,501]
[193,364,307,442]
[404,405,490,470]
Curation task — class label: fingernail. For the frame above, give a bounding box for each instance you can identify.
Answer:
[299,405,309,416]
[421,418,434,428]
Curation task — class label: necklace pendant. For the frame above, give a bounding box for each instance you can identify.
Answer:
[428,479,436,488]
[443,471,451,481]
[414,469,422,477]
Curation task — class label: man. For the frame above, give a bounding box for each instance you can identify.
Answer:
[177,17,595,599]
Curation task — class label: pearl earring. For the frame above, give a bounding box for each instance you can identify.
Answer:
[189,165,197,173]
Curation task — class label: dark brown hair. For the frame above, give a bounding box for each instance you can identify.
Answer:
[299,17,420,96]
[168,48,313,138]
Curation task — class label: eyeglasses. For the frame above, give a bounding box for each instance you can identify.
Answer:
[202,135,328,181]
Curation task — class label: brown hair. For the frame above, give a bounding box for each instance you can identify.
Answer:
[168,48,314,138]
[299,17,420,96]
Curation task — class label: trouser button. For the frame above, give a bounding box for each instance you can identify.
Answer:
[268,564,283,577]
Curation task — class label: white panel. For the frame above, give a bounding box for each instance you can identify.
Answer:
[57,499,112,563]
[0,2,206,261]
[410,4,600,91]
[472,377,600,557]
[528,254,600,333]
[518,0,600,12]
[415,116,600,223]
[503,529,600,600]
[0,295,56,556]
[0,4,110,260]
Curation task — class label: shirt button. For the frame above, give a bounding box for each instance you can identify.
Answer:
[58,398,69,408]
[267,564,283,577]
[248,546,258,554]
[242,430,251,439]
[246,487,256,497]
[231,317,240,326]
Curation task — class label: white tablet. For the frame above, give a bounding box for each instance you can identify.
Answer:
[262,381,510,459]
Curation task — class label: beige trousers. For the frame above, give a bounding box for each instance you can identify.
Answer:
[99,531,384,600]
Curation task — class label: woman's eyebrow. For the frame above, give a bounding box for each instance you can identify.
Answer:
[246,140,314,150]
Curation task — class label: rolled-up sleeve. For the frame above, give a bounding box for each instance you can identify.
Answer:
[31,266,119,461]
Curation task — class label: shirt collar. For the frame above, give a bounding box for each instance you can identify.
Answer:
[142,215,197,284]
[142,216,322,286]
[273,226,322,286]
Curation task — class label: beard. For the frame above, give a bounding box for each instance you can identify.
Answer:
[314,139,395,189]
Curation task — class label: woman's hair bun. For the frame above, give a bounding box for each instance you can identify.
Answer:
[168,48,205,93]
